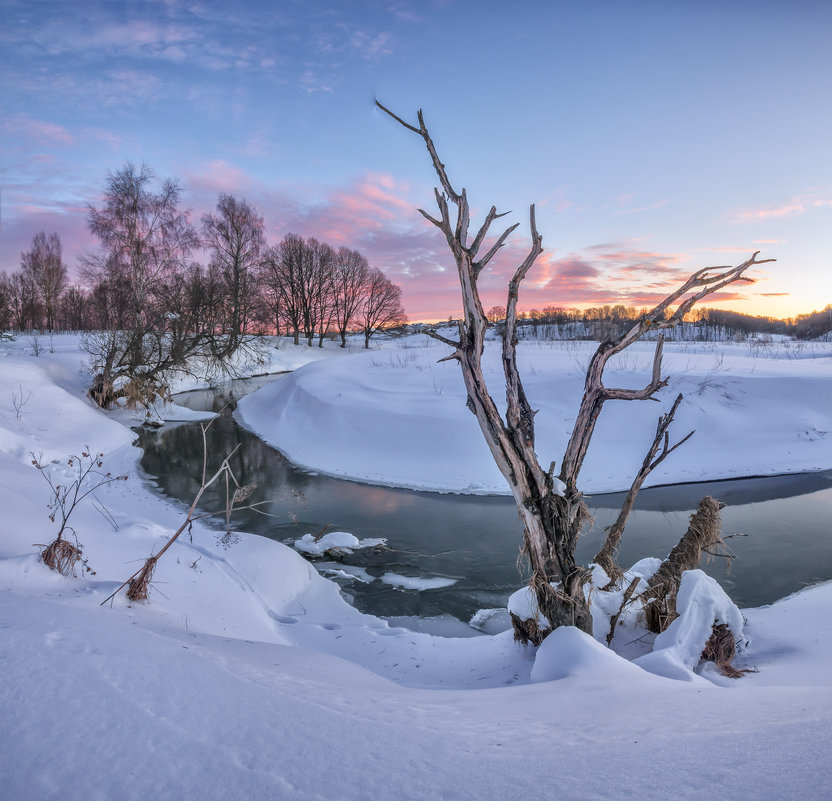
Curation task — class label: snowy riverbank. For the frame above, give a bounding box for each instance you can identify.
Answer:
[1,333,831,800]
[236,336,832,494]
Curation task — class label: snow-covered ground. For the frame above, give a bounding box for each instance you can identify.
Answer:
[1,332,831,800]
[236,336,832,493]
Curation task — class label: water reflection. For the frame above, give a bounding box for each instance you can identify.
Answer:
[137,377,832,623]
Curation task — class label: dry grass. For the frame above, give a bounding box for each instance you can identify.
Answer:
[701,623,750,678]
[509,611,549,646]
[40,538,85,576]
[125,558,156,602]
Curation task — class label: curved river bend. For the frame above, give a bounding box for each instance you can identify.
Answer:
[137,375,832,631]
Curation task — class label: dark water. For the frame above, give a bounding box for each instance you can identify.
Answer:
[137,375,832,624]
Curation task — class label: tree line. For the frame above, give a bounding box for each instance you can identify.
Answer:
[0,163,406,406]
[483,302,829,341]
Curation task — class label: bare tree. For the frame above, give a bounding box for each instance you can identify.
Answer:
[85,163,197,333]
[0,273,13,331]
[263,234,307,345]
[201,194,265,356]
[7,270,40,331]
[378,102,773,638]
[332,247,370,347]
[21,232,68,333]
[262,234,338,346]
[360,268,406,348]
[59,285,88,331]
[308,238,336,347]
[486,305,506,324]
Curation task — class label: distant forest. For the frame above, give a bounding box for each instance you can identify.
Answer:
[471,301,832,343]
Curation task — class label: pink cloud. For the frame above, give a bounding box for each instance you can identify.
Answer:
[3,115,75,146]
[732,194,832,222]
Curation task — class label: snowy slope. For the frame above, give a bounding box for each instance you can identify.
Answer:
[237,337,832,493]
[1,334,831,800]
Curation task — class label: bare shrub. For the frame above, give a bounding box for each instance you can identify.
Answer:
[32,449,128,576]
[11,384,32,420]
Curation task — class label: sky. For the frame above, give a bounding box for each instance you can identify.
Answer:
[1,0,830,322]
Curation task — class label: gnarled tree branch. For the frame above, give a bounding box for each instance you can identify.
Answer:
[594,392,695,583]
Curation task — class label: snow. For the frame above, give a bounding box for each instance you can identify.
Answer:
[293,530,386,556]
[236,337,832,493]
[531,624,648,683]
[379,571,458,590]
[1,332,832,800]
[507,584,548,628]
[635,570,746,683]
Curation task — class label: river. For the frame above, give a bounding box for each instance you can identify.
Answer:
[136,375,832,630]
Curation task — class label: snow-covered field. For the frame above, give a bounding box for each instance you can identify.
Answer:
[1,332,831,800]
[237,335,832,493]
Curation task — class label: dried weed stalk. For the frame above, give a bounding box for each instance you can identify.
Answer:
[32,449,128,576]
[103,417,268,604]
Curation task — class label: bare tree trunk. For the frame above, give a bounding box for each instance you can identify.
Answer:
[641,496,726,633]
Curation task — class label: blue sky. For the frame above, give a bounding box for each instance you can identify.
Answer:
[2,0,830,320]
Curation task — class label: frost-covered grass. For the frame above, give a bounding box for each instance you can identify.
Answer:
[1,333,832,800]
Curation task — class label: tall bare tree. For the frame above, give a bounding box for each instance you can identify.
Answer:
[263,234,307,345]
[332,247,370,347]
[21,232,68,332]
[263,234,338,346]
[359,268,406,348]
[85,163,197,334]
[308,238,336,347]
[378,102,773,638]
[59,285,88,331]
[9,270,39,331]
[201,194,265,356]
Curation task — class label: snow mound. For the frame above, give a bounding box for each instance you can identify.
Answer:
[531,625,648,683]
[293,531,386,556]
[635,569,745,681]
[380,572,457,590]
[507,585,549,630]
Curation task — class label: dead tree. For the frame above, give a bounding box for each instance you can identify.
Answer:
[377,102,774,640]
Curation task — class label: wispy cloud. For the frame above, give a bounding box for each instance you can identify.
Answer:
[732,193,832,222]
[300,69,336,94]
[2,114,75,146]
[613,198,670,216]
[350,30,393,60]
